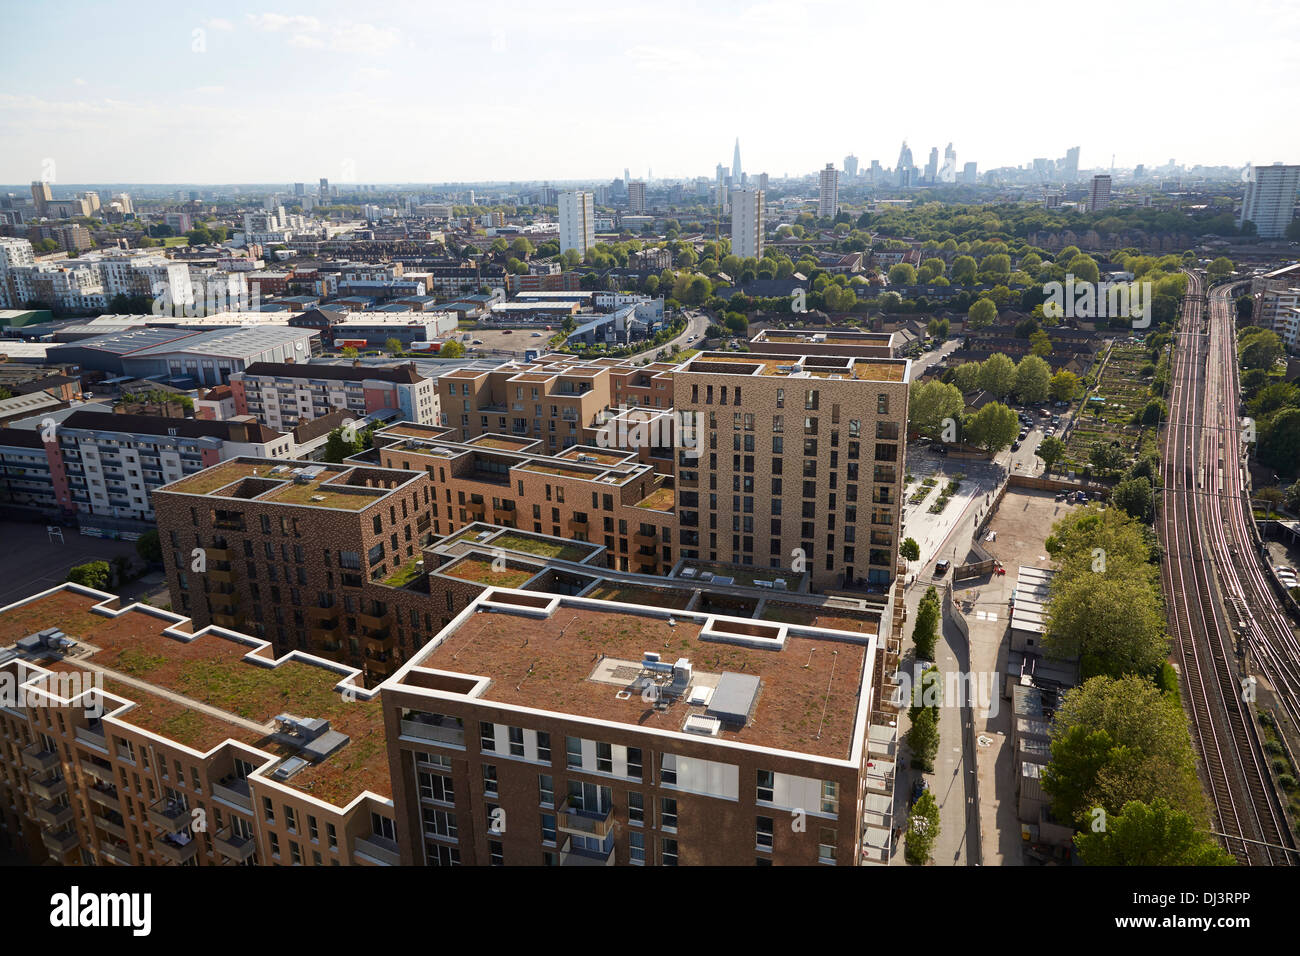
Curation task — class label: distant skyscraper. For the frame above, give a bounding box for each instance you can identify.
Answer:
[1088,174,1112,212]
[1064,146,1080,182]
[730,186,764,260]
[844,154,859,178]
[758,172,769,191]
[558,190,595,257]
[1239,163,1300,238]
[732,139,743,181]
[30,181,51,215]
[869,160,882,183]
[924,147,939,184]
[627,180,647,214]
[716,163,725,185]
[896,141,915,188]
[940,143,957,183]
[319,177,329,197]
[962,162,978,185]
[818,164,839,219]
[294,182,305,197]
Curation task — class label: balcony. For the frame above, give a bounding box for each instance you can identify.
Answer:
[87,782,120,808]
[558,799,616,838]
[365,631,395,652]
[353,834,400,866]
[94,813,128,840]
[633,532,658,547]
[209,568,237,585]
[207,547,232,562]
[568,518,588,533]
[148,796,190,833]
[75,723,107,750]
[34,800,75,828]
[29,772,67,801]
[212,613,242,629]
[214,827,257,862]
[99,842,133,866]
[156,833,200,864]
[79,758,114,783]
[558,836,615,866]
[21,743,60,773]
[357,611,388,634]
[41,827,79,856]
[212,777,253,812]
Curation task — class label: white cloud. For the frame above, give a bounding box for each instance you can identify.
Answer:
[192,86,225,95]
[203,17,234,31]
[243,12,397,53]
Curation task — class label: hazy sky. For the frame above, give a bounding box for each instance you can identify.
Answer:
[3,0,1298,185]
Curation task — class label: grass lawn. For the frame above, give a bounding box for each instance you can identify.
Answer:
[493,533,591,562]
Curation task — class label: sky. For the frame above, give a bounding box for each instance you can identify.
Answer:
[2,0,1298,186]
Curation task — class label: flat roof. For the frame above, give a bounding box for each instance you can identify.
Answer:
[0,589,387,805]
[160,458,415,509]
[406,594,875,760]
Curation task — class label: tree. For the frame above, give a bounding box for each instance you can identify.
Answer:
[1206,256,1234,278]
[724,312,749,335]
[1112,476,1154,523]
[1050,369,1080,402]
[1044,558,1168,680]
[908,380,964,439]
[905,789,941,865]
[384,337,404,356]
[967,297,997,329]
[900,537,920,564]
[1258,408,1300,479]
[911,588,940,661]
[1075,798,1234,866]
[906,705,940,775]
[950,255,977,285]
[439,339,466,358]
[1028,328,1052,357]
[1239,328,1283,370]
[964,402,1019,454]
[67,561,111,590]
[1036,435,1066,474]
[977,353,1016,398]
[888,263,916,286]
[340,345,359,358]
[1042,676,1207,827]
[1065,253,1100,284]
[1089,441,1126,476]
[135,529,162,567]
[1137,398,1167,427]
[951,362,981,394]
[1014,354,1052,403]
[323,425,367,463]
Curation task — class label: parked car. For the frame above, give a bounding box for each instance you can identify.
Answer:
[910,779,929,807]
[1011,440,1021,451]
[934,559,951,576]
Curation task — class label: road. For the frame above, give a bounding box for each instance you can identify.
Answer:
[626,310,711,363]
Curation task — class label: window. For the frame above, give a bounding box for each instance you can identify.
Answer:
[508,726,525,757]
[482,764,499,797]
[418,770,455,804]
[489,841,504,866]
[539,774,554,807]
[662,838,678,867]
[566,736,582,769]
[421,807,458,840]
[285,806,297,833]
[327,823,337,850]
[660,797,678,831]
[821,780,839,816]
[537,732,551,763]
[628,791,644,826]
[480,721,496,752]
[541,814,557,845]
[630,832,645,864]
[818,828,837,864]
[269,832,280,858]
[596,741,613,774]
[757,769,774,803]
[757,816,774,851]
[626,747,642,781]
[308,816,319,842]
[661,754,677,786]
[263,797,275,824]
[371,812,395,841]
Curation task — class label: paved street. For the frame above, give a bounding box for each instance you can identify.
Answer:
[0,521,166,609]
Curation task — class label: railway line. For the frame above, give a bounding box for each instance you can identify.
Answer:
[1158,271,1295,864]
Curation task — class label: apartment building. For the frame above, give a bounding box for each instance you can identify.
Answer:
[672,352,909,591]
[730,186,765,260]
[818,164,839,219]
[382,585,889,865]
[558,190,595,258]
[231,360,439,428]
[0,586,399,867]
[1238,163,1300,238]
[152,459,435,672]
[1,564,899,867]
[373,422,676,577]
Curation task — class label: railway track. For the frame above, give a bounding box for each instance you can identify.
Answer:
[1158,271,1294,864]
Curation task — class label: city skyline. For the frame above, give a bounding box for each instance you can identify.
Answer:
[2,0,1299,184]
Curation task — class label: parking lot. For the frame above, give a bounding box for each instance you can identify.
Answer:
[0,521,167,609]
[464,327,553,358]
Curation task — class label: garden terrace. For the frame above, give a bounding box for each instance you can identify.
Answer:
[635,485,675,512]
[0,588,389,805]
[465,434,539,452]
[439,554,538,589]
[758,602,879,636]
